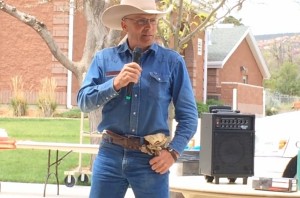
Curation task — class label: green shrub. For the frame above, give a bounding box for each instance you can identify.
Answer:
[11,98,27,117]
[54,108,85,118]
[265,107,278,116]
[197,102,209,117]
[196,99,224,117]
[206,99,224,106]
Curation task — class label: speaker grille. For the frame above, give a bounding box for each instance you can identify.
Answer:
[212,131,254,175]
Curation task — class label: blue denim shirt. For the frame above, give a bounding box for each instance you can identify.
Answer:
[77,42,198,154]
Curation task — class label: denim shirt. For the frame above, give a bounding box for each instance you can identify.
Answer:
[77,42,198,154]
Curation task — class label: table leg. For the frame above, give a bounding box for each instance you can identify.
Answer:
[43,149,73,197]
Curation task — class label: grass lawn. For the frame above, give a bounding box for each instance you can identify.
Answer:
[0,117,94,185]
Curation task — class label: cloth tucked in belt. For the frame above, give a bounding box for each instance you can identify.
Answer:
[102,130,170,155]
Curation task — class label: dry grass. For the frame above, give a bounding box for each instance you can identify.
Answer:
[37,77,57,117]
[10,76,27,116]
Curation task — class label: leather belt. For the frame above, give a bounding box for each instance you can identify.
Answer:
[102,130,145,150]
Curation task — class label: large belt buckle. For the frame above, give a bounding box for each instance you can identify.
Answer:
[102,130,108,137]
[126,134,138,139]
[126,134,143,149]
[129,134,144,144]
[102,131,111,142]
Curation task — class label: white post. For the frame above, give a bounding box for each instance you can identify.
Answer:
[203,30,210,104]
[67,0,75,109]
[232,88,237,111]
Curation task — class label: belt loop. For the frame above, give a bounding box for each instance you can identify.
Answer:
[139,137,144,145]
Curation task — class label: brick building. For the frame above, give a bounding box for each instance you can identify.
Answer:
[0,0,85,111]
[207,26,270,115]
[0,0,269,116]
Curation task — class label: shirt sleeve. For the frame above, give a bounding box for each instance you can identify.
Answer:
[168,54,199,155]
[77,52,119,113]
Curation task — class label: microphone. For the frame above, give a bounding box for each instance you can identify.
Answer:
[126,47,142,100]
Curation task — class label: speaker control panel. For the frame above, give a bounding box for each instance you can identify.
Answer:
[213,114,255,130]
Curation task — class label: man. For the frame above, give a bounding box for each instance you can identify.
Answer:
[77,0,198,197]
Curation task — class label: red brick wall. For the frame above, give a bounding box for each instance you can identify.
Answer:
[0,0,84,106]
[219,39,263,85]
[0,0,54,103]
[184,31,205,102]
[207,69,219,95]
[221,83,264,115]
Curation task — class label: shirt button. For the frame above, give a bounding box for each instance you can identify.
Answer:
[131,129,135,132]
[105,97,109,100]
[134,94,138,97]
[133,112,136,115]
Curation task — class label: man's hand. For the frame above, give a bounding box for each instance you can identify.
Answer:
[113,62,142,91]
[149,149,178,174]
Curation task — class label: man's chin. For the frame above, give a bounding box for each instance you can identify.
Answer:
[140,36,154,44]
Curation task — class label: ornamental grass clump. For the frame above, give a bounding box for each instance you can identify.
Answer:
[37,77,57,117]
[10,76,27,116]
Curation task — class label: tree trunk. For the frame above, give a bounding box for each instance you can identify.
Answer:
[168,102,175,138]
[88,107,102,169]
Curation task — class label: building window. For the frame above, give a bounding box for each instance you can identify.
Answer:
[242,75,248,84]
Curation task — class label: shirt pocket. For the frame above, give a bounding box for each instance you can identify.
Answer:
[149,72,170,99]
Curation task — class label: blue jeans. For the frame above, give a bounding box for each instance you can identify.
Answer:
[89,141,170,198]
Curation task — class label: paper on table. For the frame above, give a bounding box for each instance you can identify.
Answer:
[0,128,16,149]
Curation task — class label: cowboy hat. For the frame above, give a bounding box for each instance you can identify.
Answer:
[101,0,170,30]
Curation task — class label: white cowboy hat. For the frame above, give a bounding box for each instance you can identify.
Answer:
[101,0,171,30]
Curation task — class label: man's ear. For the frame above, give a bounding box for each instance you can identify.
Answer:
[121,21,127,31]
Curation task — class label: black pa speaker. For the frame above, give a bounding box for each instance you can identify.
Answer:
[208,105,232,113]
[199,112,255,184]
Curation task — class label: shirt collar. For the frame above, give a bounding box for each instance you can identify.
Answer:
[117,40,158,55]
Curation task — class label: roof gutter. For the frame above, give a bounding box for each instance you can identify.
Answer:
[207,61,224,68]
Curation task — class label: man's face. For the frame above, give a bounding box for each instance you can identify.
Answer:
[121,14,158,50]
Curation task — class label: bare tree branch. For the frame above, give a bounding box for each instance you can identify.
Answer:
[179,0,246,46]
[157,0,246,50]
[173,0,184,51]
[0,0,78,74]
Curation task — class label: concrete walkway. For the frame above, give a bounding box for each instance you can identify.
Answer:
[0,182,135,198]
